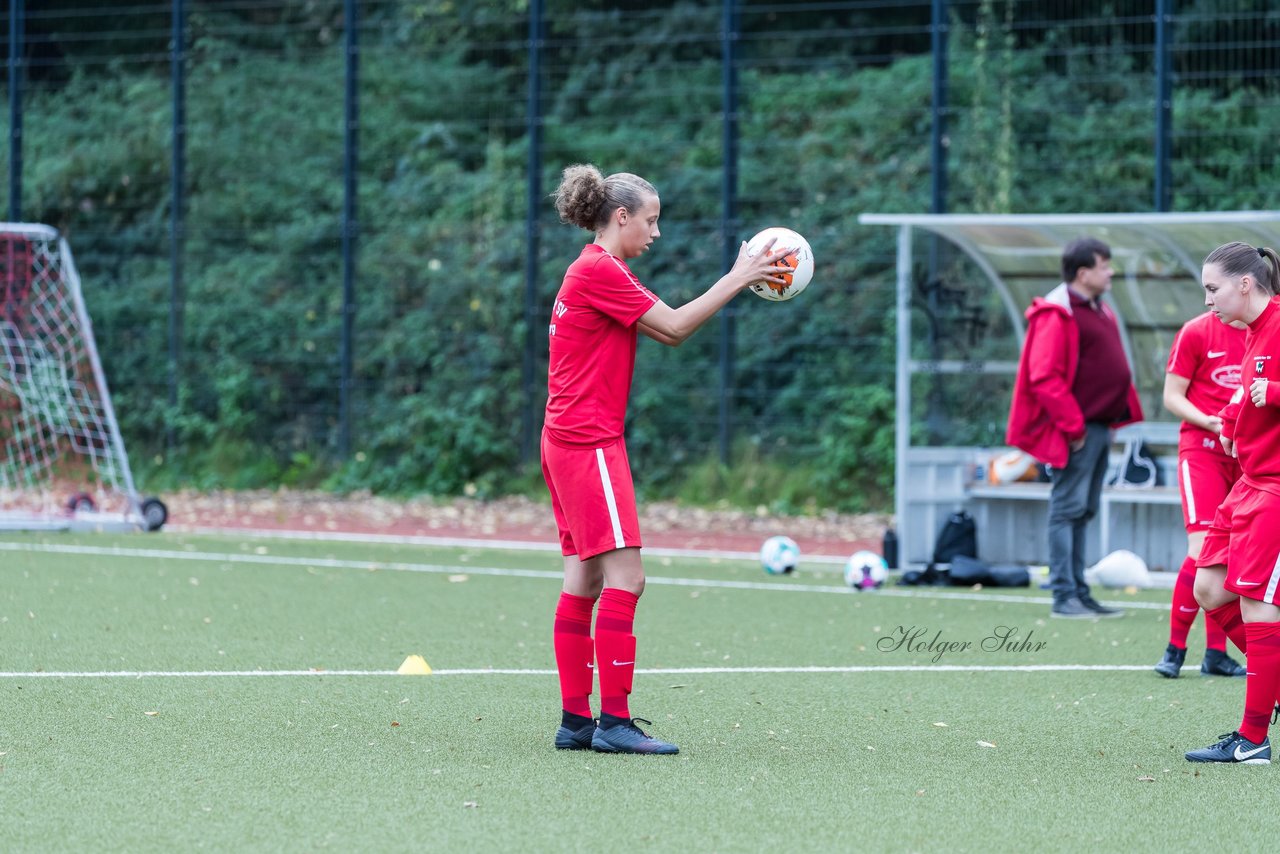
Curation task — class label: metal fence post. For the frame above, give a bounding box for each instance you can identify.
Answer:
[168,0,186,451]
[1154,0,1173,211]
[718,0,739,468]
[7,0,23,222]
[522,0,544,466]
[339,0,359,458]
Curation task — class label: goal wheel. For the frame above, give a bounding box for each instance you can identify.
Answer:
[67,492,95,513]
[140,497,168,532]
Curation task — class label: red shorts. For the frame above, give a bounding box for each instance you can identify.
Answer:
[1177,447,1240,532]
[1198,478,1280,604]
[540,430,642,560]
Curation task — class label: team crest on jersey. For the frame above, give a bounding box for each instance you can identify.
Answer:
[1258,356,1269,375]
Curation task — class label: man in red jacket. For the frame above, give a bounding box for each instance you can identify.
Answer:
[1006,237,1144,618]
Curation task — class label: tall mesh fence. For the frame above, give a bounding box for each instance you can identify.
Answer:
[2,1,1279,504]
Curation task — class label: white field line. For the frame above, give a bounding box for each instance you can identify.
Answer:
[0,540,1168,610]
[0,664,1156,679]
[167,524,851,565]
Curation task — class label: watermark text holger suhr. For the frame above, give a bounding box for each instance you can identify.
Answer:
[877,625,1047,663]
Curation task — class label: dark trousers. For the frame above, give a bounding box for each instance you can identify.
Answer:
[1046,423,1111,602]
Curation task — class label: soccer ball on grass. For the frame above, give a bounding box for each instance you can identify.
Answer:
[844,550,889,590]
[760,535,800,575]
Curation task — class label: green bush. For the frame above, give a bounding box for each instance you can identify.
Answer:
[10,6,1280,512]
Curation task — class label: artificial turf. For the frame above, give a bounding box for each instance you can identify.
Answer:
[0,532,1265,852]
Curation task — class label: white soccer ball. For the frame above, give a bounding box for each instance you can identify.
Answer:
[760,535,800,575]
[745,227,814,302]
[844,549,889,590]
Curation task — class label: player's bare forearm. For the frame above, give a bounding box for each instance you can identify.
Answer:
[1163,374,1216,430]
[637,318,681,347]
[639,274,749,346]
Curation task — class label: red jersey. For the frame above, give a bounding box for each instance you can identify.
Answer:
[544,244,658,447]
[1166,311,1245,455]
[1222,298,1280,492]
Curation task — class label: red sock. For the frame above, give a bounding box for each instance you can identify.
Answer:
[1206,600,1248,656]
[553,592,596,718]
[1239,621,1280,744]
[595,588,639,720]
[1168,556,1199,650]
[1204,613,1229,653]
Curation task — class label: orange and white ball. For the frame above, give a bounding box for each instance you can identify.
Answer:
[745,227,814,301]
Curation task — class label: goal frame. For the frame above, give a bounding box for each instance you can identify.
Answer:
[0,222,164,532]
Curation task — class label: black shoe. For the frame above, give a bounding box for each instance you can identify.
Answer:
[1185,731,1271,764]
[1078,593,1124,618]
[591,713,679,755]
[554,713,596,751]
[1154,643,1186,678]
[1050,597,1094,619]
[1201,648,1247,677]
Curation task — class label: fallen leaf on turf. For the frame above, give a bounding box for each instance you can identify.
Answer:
[916,789,926,796]
[977,741,996,748]
[144,711,159,717]
[1137,776,1155,782]
[448,574,469,583]
[463,801,479,809]
[669,684,686,689]
[933,722,948,727]
[391,722,400,727]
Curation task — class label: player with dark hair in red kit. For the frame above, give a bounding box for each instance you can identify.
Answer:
[544,164,793,755]
[1154,309,1248,678]
[1186,242,1280,764]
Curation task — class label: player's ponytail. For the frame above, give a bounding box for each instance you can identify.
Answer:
[1258,247,1280,296]
[1205,241,1280,296]
[553,164,657,233]
[554,164,608,231]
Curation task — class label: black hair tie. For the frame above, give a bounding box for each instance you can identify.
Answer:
[1260,247,1267,258]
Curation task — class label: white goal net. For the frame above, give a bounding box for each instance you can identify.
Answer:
[0,223,165,531]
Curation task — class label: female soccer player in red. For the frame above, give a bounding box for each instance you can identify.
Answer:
[1186,242,1280,764]
[1153,310,1247,678]
[543,164,792,755]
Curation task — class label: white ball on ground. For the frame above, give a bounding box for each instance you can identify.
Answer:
[844,550,889,590]
[760,535,800,575]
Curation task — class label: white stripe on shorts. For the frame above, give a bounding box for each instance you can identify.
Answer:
[1265,551,1280,604]
[1181,459,1198,524]
[595,447,626,550]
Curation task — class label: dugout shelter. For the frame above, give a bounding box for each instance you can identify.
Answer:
[858,211,1280,574]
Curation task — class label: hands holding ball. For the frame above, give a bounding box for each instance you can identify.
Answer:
[742,227,814,302]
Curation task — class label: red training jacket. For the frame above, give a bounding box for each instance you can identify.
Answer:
[1006,284,1144,468]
